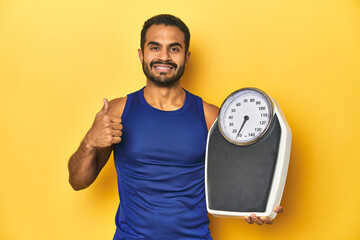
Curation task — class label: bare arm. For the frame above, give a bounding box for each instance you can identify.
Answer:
[68,97,126,191]
[203,100,219,131]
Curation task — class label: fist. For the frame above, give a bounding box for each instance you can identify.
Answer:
[86,98,123,148]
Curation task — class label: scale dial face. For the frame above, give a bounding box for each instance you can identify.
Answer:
[218,88,274,146]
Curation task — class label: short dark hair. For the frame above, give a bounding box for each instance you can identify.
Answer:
[140,14,190,53]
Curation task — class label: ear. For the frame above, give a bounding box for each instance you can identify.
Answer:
[138,49,143,63]
[185,51,191,64]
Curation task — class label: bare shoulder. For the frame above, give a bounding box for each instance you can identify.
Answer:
[202,100,219,131]
[108,96,128,118]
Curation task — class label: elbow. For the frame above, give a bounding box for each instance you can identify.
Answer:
[70,184,83,191]
[68,176,88,191]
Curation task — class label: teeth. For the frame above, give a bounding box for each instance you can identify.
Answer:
[156,67,170,70]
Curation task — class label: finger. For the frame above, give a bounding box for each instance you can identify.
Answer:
[111,129,122,137]
[102,98,110,114]
[109,116,122,124]
[245,216,253,224]
[266,218,273,225]
[274,206,283,213]
[260,217,273,225]
[255,219,264,226]
[260,217,268,224]
[251,214,263,226]
[112,136,121,144]
[111,122,123,131]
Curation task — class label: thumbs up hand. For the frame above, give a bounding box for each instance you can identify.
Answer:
[85,98,123,148]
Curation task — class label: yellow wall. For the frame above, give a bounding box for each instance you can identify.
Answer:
[1,0,359,239]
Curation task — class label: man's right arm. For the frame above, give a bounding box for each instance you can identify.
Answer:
[68,97,126,191]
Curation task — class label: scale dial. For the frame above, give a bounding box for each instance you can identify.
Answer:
[218,88,274,146]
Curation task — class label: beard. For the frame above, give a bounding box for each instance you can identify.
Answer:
[142,59,185,87]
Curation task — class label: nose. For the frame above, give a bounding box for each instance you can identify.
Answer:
[158,48,171,61]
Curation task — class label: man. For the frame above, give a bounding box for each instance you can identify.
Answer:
[68,14,282,240]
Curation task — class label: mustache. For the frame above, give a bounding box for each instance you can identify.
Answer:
[150,60,177,69]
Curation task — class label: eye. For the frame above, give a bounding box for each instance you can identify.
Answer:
[170,47,180,52]
[150,46,159,50]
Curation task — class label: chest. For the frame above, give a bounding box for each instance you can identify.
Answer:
[116,107,207,166]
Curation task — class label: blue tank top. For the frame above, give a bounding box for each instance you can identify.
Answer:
[113,87,212,240]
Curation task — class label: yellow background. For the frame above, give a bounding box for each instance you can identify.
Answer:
[1,0,359,239]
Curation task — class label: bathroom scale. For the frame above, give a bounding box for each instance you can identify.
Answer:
[205,87,292,219]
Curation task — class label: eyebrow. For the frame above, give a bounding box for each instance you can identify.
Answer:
[148,41,161,46]
[147,41,183,48]
[169,42,183,48]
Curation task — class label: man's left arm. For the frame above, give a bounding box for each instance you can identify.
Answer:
[202,100,219,131]
[202,100,284,226]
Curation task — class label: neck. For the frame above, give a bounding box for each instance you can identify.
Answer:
[143,80,185,111]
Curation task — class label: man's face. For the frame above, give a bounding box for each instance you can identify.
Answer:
[138,24,191,86]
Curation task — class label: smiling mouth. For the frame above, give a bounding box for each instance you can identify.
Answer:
[150,61,177,72]
[153,65,174,73]
[155,66,172,69]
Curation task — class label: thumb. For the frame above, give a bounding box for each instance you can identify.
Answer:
[101,98,110,114]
